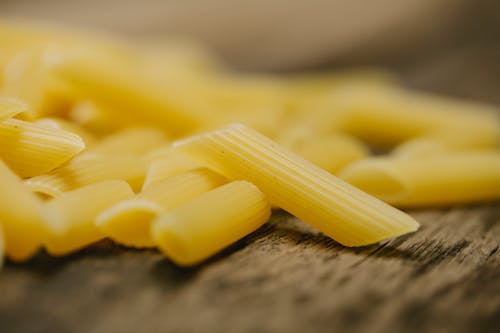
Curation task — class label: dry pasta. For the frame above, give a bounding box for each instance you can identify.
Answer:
[43,180,134,256]
[97,168,225,247]
[36,117,97,147]
[0,118,85,177]
[142,148,202,189]
[0,159,47,261]
[330,84,500,147]
[339,152,500,207]
[152,180,271,266]
[277,131,368,174]
[175,124,419,246]
[87,127,169,155]
[393,128,500,158]
[0,97,27,121]
[25,154,148,197]
[53,56,207,135]
[0,224,4,268]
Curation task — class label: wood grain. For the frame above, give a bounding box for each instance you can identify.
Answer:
[0,205,498,333]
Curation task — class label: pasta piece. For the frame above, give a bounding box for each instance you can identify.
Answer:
[277,130,368,174]
[175,124,419,246]
[393,128,500,158]
[25,154,148,197]
[142,148,202,189]
[88,127,169,155]
[1,47,75,120]
[0,118,85,177]
[152,180,270,266]
[54,56,207,135]
[36,117,97,147]
[0,224,4,268]
[330,84,500,147]
[68,100,145,134]
[0,160,47,261]
[0,97,27,121]
[96,168,226,247]
[339,152,500,207]
[43,180,134,256]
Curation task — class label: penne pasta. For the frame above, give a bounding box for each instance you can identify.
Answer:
[43,180,135,256]
[25,154,148,198]
[53,56,207,135]
[152,180,271,266]
[175,124,419,246]
[339,152,500,207]
[0,97,27,121]
[0,224,4,268]
[68,100,145,134]
[36,117,97,147]
[330,84,500,147]
[1,47,75,120]
[142,148,202,189]
[0,118,85,178]
[0,160,47,261]
[96,168,226,247]
[278,131,368,174]
[88,127,169,155]
[393,128,500,158]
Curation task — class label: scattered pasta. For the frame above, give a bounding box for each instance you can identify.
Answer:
[175,124,419,246]
[96,168,226,247]
[0,20,499,266]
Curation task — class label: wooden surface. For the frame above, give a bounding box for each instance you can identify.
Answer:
[1,2,500,333]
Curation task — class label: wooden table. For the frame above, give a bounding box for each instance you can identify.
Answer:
[0,2,499,332]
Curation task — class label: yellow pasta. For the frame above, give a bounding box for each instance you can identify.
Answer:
[175,124,419,246]
[36,117,97,147]
[330,84,500,147]
[339,152,500,207]
[142,147,202,189]
[0,224,4,268]
[152,180,271,266]
[25,154,148,197]
[43,180,135,256]
[0,160,47,261]
[278,130,368,174]
[96,168,226,247]
[88,127,169,155]
[2,46,80,120]
[68,100,145,134]
[393,128,500,158]
[54,56,207,135]
[0,97,27,121]
[0,118,85,177]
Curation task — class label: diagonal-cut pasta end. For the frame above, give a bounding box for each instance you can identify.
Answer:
[339,158,410,204]
[96,199,163,248]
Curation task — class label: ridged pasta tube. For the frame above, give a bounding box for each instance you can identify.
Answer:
[339,152,500,207]
[43,180,135,256]
[25,154,148,197]
[96,168,226,248]
[175,124,419,246]
[0,118,85,177]
[152,180,271,266]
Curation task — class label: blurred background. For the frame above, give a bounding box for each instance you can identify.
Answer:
[1,0,499,101]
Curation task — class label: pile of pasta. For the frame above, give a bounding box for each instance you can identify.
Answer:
[1,20,499,267]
